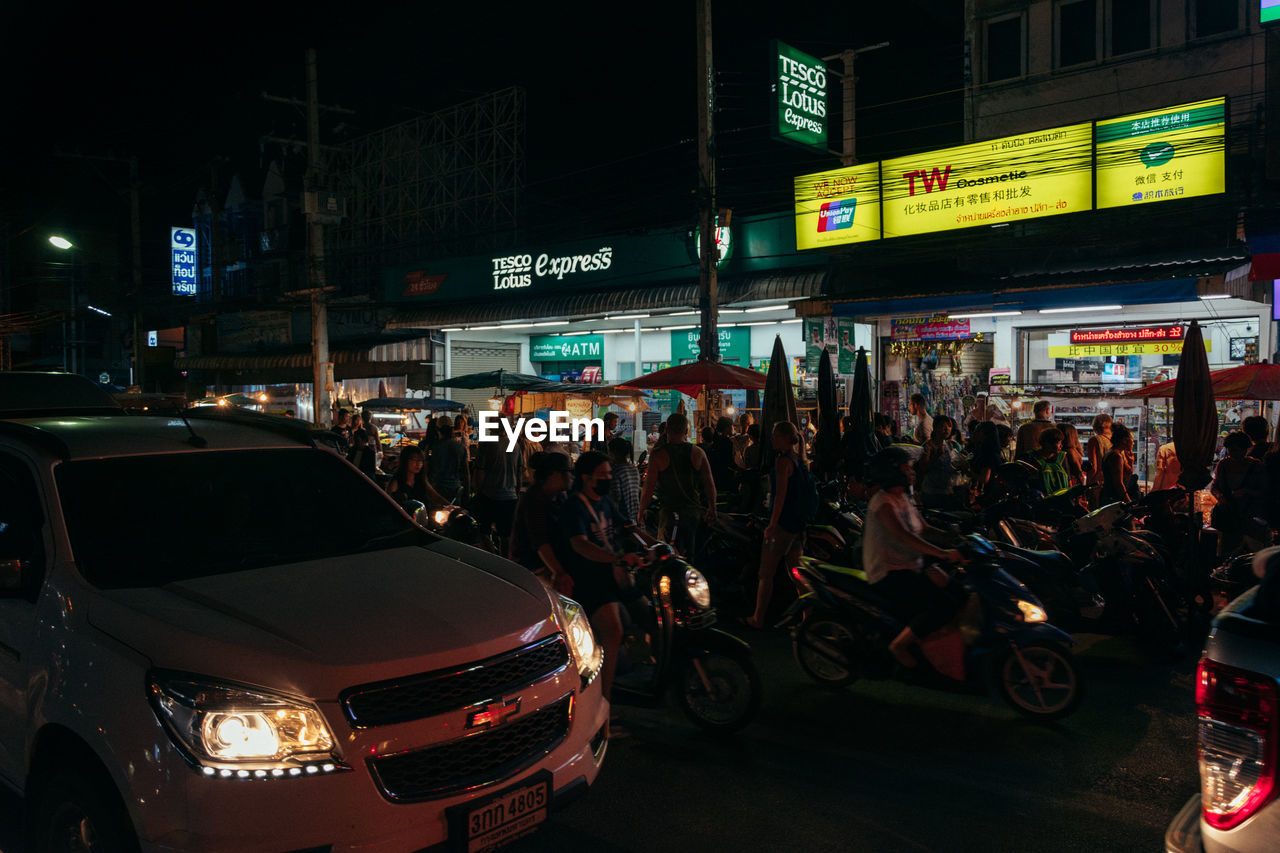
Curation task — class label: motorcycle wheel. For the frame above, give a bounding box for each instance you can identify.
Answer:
[792,616,861,688]
[998,642,1082,720]
[673,648,762,734]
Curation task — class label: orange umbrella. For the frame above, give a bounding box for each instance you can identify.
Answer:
[1125,363,1280,400]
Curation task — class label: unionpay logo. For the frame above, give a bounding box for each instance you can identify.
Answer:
[817,199,856,232]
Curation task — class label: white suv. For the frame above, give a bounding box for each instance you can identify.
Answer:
[1165,548,1280,853]
[0,373,608,852]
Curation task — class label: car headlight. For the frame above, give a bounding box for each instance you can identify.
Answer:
[684,567,712,608]
[556,594,603,684]
[1016,599,1048,623]
[149,674,344,776]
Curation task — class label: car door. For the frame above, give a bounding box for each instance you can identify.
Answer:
[0,448,51,787]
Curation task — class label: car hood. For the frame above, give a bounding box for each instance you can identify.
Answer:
[85,543,560,699]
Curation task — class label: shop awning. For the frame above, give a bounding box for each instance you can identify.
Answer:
[831,278,1202,318]
[174,350,433,383]
[384,271,828,329]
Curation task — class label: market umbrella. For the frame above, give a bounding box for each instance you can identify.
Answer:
[846,346,878,476]
[1172,319,1217,492]
[758,334,797,473]
[432,369,551,393]
[357,397,463,411]
[621,360,766,398]
[811,346,841,476]
[1125,362,1280,401]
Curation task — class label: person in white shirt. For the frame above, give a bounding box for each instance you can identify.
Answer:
[908,393,933,445]
[863,447,963,666]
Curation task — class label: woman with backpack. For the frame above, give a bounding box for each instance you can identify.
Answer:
[742,421,815,629]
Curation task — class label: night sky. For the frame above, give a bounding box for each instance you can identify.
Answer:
[2,1,960,277]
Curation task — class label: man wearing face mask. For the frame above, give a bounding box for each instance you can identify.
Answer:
[562,451,659,729]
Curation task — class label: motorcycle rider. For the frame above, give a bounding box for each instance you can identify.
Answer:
[863,447,965,667]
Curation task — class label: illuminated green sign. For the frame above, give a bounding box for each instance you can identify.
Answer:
[672,327,750,363]
[530,334,603,361]
[772,40,827,152]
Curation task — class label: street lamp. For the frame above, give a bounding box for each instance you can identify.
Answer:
[48,235,76,373]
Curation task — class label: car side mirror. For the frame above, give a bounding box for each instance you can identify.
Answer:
[0,559,27,596]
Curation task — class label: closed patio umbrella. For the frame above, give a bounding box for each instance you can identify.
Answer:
[846,347,878,477]
[812,346,840,476]
[758,335,797,473]
[1172,319,1217,491]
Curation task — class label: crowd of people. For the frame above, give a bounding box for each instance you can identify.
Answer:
[328,395,1280,707]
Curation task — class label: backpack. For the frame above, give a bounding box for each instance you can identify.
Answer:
[790,454,820,523]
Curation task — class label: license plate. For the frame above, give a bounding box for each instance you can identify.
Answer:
[453,773,551,853]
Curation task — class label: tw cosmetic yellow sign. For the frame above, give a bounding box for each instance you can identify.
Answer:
[793,162,882,250]
[881,123,1093,238]
[1096,98,1226,210]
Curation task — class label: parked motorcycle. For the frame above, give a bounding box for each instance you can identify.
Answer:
[614,543,762,733]
[996,501,1185,653]
[780,534,1082,720]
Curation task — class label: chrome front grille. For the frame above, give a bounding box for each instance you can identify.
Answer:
[369,696,573,802]
[341,635,569,728]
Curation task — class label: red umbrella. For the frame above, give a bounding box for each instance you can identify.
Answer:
[623,360,766,398]
[1126,362,1280,400]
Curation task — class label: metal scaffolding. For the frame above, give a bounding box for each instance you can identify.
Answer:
[329,87,525,295]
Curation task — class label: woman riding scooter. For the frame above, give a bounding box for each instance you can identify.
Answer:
[862,447,964,666]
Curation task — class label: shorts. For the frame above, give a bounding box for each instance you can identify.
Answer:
[760,528,805,576]
[873,568,963,637]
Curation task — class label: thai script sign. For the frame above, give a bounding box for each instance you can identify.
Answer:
[891,314,972,341]
[530,334,603,361]
[1069,325,1184,345]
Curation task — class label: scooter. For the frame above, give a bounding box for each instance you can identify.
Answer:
[613,542,762,733]
[780,534,1082,720]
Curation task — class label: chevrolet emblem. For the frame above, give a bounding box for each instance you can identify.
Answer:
[467,697,521,729]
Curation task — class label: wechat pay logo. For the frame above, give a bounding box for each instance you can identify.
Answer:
[1140,142,1175,169]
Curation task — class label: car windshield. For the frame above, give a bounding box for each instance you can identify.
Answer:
[56,448,423,588]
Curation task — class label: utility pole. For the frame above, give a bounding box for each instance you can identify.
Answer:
[54,151,145,385]
[304,49,330,428]
[263,49,354,427]
[696,0,719,370]
[824,42,888,166]
[129,157,144,389]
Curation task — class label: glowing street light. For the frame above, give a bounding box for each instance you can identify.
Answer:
[48,235,74,250]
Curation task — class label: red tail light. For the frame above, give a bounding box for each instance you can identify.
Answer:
[1196,656,1279,830]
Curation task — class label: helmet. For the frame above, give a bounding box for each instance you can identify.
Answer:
[866,447,913,488]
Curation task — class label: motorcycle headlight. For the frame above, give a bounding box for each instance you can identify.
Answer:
[1016,599,1048,623]
[684,567,712,608]
[432,508,451,527]
[556,594,603,684]
[149,674,343,777]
